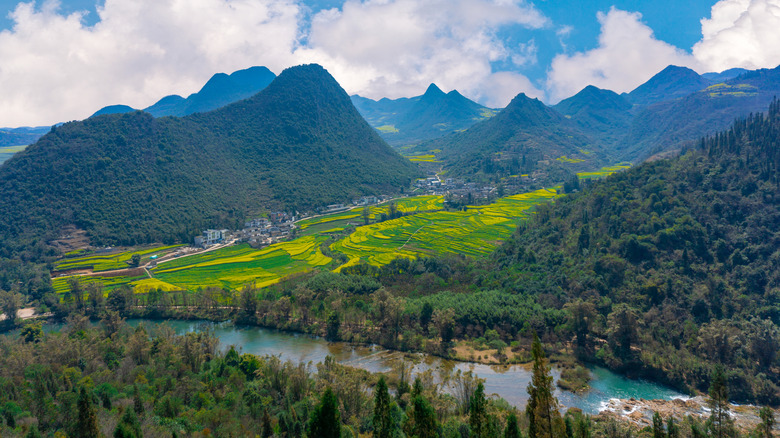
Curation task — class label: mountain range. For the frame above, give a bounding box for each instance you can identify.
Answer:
[92,66,277,118]
[351,84,497,148]
[0,64,416,250]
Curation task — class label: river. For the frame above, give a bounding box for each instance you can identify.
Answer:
[121,319,684,414]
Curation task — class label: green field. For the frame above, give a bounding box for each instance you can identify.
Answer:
[296,196,445,236]
[331,188,558,270]
[577,163,631,180]
[54,245,183,272]
[151,235,332,290]
[0,145,27,164]
[51,191,556,293]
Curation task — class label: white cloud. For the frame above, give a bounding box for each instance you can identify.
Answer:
[545,8,698,103]
[692,0,780,72]
[0,0,302,126]
[0,0,549,126]
[299,0,548,108]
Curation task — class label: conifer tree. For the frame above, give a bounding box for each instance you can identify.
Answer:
[504,413,520,438]
[756,406,775,438]
[526,333,561,438]
[652,412,665,438]
[707,365,735,438]
[308,387,341,438]
[373,376,393,438]
[469,382,489,437]
[75,387,99,438]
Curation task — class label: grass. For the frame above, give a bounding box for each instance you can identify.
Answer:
[0,145,28,153]
[330,188,558,271]
[557,155,586,164]
[54,245,183,272]
[151,235,332,290]
[376,125,399,133]
[577,163,631,180]
[49,191,556,293]
[405,154,441,163]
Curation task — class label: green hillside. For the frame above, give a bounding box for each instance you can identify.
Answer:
[423,93,602,182]
[351,84,496,147]
[0,64,417,253]
[554,85,633,149]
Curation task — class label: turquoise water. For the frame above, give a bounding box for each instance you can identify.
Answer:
[124,319,683,413]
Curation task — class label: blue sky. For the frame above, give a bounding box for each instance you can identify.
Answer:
[0,0,776,126]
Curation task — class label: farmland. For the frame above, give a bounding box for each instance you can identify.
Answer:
[53,245,183,272]
[51,188,567,294]
[330,188,559,270]
[577,163,631,180]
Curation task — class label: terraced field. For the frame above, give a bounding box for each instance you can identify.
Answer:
[577,163,631,180]
[151,235,332,290]
[54,245,183,272]
[331,188,559,270]
[50,190,562,294]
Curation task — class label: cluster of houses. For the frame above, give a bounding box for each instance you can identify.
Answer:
[193,212,297,248]
[415,174,537,202]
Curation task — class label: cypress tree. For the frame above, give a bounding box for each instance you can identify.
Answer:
[411,392,438,438]
[504,413,520,438]
[526,333,561,438]
[308,387,341,438]
[469,382,488,437]
[707,365,734,438]
[652,412,664,438]
[372,377,393,438]
[75,386,99,438]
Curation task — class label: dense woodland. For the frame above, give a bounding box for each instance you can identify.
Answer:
[1,314,772,437]
[0,64,417,255]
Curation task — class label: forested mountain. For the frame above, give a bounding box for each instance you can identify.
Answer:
[91,66,277,118]
[351,84,496,147]
[0,126,50,147]
[553,85,633,148]
[303,101,780,405]
[488,102,780,403]
[625,65,712,107]
[90,104,135,118]
[422,93,601,181]
[702,67,749,82]
[621,65,780,160]
[0,64,417,254]
[145,66,277,117]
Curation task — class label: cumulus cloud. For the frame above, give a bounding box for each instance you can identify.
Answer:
[299,0,548,108]
[0,0,549,126]
[692,0,780,72]
[545,8,698,103]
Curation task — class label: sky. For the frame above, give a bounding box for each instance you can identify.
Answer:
[0,0,778,127]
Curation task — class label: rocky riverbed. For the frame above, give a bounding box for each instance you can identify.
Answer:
[595,396,779,434]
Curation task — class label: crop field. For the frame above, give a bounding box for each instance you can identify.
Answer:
[52,273,148,294]
[557,155,586,164]
[54,245,183,272]
[405,154,440,162]
[295,195,445,236]
[330,188,558,270]
[0,145,27,164]
[577,163,631,180]
[151,235,332,290]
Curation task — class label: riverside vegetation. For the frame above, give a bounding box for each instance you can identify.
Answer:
[2,315,773,437]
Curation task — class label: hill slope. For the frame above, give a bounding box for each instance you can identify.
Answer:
[621,65,780,160]
[554,85,633,150]
[626,65,712,107]
[423,93,601,182]
[351,84,496,147]
[0,64,417,252]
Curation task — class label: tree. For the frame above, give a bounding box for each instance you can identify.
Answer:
[326,312,340,341]
[707,365,734,438]
[114,407,142,438]
[75,386,99,438]
[308,387,341,438]
[652,412,664,438]
[362,206,371,225]
[133,385,144,415]
[0,289,23,322]
[420,302,434,334]
[388,202,399,220]
[607,304,639,361]
[130,253,141,267]
[25,425,42,438]
[756,406,775,438]
[666,416,679,438]
[372,376,393,438]
[20,323,43,343]
[469,382,489,437]
[526,333,562,438]
[504,413,520,438]
[410,391,438,438]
